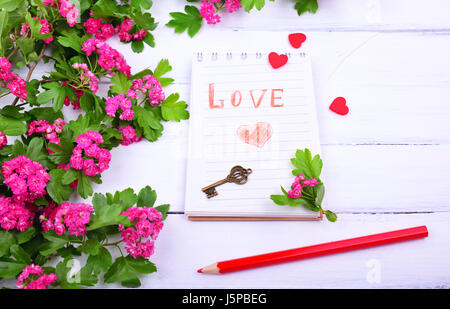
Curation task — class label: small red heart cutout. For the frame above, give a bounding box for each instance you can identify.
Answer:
[268,52,288,69]
[329,97,349,115]
[288,33,306,49]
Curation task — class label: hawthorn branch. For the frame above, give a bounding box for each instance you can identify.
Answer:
[6,45,19,60]
[12,45,47,106]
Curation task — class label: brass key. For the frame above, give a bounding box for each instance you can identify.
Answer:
[202,165,253,198]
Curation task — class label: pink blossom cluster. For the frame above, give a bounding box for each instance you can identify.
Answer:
[0,195,37,232]
[62,81,83,110]
[200,1,221,24]
[0,130,7,150]
[84,16,147,42]
[27,118,66,145]
[200,0,241,24]
[126,75,165,106]
[1,155,50,203]
[72,63,99,93]
[105,93,134,121]
[119,206,164,259]
[69,131,111,177]
[118,126,142,146]
[82,38,131,77]
[287,174,319,199]
[39,201,94,236]
[16,264,57,289]
[0,57,28,102]
[20,17,53,44]
[43,0,79,27]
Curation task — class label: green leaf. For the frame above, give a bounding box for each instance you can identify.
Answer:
[137,186,156,207]
[294,0,319,16]
[87,193,129,231]
[77,238,100,255]
[26,107,64,123]
[291,148,322,180]
[36,82,67,111]
[47,169,73,204]
[241,0,270,12]
[48,138,74,164]
[55,257,83,289]
[131,40,144,53]
[132,10,157,31]
[0,0,22,12]
[39,231,69,256]
[10,244,31,264]
[126,256,157,274]
[166,5,203,38]
[79,93,94,113]
[110,72,131,94]
[325,210,337,222]
[57,31,82,52]
[77,172,93,199]
[108,188,138,209]
[62,168,78,185]
[26,137,45,162]
[270,194,289,206]
[85,247,112,275]
[142,32,155,48]
[315,183,325,206]
[0,258,26,278]
[153,59,172,79]
[104,256,154,288]
[91,0,120,18]
[131,0,153,10]
[133,105,164,141]
[14,227,35,244]
[0,230,16,257]
[155,204,170,220]
[160,93,189,122]
[0,116,27,136]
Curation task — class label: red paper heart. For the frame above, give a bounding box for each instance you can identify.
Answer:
[329,97,349,115]
[268,52,288,69]
[237,122,273,148]
[288,33,307,49]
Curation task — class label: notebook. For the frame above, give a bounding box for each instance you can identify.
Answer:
[184,52,323,220]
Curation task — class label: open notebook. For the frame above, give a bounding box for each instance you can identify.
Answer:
[185,52,323,220]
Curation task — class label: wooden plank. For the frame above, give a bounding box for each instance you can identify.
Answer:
[104,213,450,288]
[91,142,450,213]
[152,0,450,31]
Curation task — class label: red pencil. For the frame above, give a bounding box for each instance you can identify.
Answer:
[197,225,428,274]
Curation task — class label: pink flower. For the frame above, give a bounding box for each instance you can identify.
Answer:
[0,131,7,150]
[17,264,57,289]
[40,202,94,236]
[200,1,221,25]
[105,94,134,120]
[1,156,50,203]
[0,195,37,232]
[72,63,99,93]
[68,131,111,177]
[225,0,242,13]
[118,126,142,146]
[303,178,319,187]
[120,206,163,259]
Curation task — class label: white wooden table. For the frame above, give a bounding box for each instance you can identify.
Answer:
[6,0,450,289]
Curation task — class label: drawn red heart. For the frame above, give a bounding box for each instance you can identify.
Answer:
[236,122,273,148]
[288,33,307,49]
[329,97,349,115]
[268,52,288,69]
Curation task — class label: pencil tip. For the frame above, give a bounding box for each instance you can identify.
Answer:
[197,268,203,273]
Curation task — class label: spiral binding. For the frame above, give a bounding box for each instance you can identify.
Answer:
[195,52,306,62]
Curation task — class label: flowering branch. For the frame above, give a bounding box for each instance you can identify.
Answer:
[0,0,186,289]
[270,148,337,222]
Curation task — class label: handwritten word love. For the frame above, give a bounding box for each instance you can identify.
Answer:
[208,83,284,109]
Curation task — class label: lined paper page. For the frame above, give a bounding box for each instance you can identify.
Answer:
[185,53,322,218]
